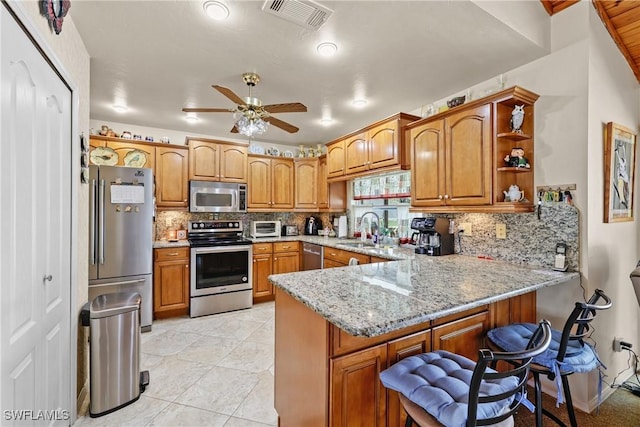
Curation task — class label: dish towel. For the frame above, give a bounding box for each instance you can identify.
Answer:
[338,216,347,238]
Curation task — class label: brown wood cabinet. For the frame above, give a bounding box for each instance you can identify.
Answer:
[294,158,318,210]
[330,343,387,427]
[410,104,492,208]
[187,137,248,182]
[253,241,299,302]
[156,146,189,209]
[274,287,537,427]
[327,113,419,181]
[326,139,346,178]
[296,156,347,212]
[324,247,370,267]
[407,86,539,213]
[247,155,294,211]
[153,247,190,318]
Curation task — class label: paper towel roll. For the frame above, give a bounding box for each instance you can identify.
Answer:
[338,216,347,238]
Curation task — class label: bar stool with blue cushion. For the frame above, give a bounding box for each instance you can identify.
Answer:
[380,319,552,427]
[487,289,612,427]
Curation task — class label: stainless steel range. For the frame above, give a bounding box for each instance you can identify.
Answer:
[188,220,253,317]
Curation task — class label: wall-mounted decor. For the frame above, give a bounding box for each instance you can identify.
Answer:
[40,0,71,35]
[604,122,636,223]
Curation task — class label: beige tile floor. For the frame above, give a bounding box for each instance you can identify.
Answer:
[74,302,277,427]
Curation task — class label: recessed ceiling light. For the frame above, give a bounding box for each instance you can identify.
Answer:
[185,115,199,123]
[316,42,337,57]
[352,99,368,108]
[112,104,128,113]
[203,1,229,20]
[320,118,333,126]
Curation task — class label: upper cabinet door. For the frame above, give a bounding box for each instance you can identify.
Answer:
[327,140,345,178]
[294,159,318,210]
[247,156,272,209]
[368,120,398,169]
[445,104,492,206]
[271,159,295,209]
[219,145,248,183]
[344,132,369,175]
[156,146,189,208]
[189,140,220,180]
[410,119,446,207]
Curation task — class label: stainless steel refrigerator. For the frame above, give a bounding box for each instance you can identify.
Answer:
[89,165,154,331]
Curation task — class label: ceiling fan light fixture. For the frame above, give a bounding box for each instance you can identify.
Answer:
[185,115,199,123]
[320,117,333,126]
[203,0,230,20]
[316,42,337,57]
[234,110,269,137]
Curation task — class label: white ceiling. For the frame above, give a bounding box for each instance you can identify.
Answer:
[70,0,550,146]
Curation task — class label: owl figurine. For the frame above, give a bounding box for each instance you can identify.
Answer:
[510,105,525,133]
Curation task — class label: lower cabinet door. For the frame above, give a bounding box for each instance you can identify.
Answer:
[387,331,431,427]
[323,258,345,269]
[252,254,273,298]
[432,311,489,360]
[330,343,387,427]
[273,252,299,274]
[153,259,189,315]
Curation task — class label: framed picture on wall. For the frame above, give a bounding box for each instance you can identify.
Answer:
[604,122,637,223]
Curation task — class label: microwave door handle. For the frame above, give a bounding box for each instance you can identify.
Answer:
[98,179,105,265]
[90,179,97,265]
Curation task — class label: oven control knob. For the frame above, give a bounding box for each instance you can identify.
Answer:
[229,222,233,227]
[235,222,239,227]
[242,276,247,282]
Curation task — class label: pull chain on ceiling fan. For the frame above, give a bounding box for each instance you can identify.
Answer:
[182,72,307,137]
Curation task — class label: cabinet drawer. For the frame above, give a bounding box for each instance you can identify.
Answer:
[274,241,299,253]
[154,247,189,261]
[253,242,273,254]
[324,247,369,265]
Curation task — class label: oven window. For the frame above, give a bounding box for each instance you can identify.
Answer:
[196,192,233,208]
[195,250,249,289]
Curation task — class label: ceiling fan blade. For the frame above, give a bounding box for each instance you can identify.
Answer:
[213,85,246,106]
[230,125,239,133]
[262,102,307,114]
[182,107,234,113]
[264,116,299,133]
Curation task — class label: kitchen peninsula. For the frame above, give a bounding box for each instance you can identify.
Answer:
[270,255,579,427]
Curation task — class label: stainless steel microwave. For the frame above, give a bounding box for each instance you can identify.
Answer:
[189,181,247,213]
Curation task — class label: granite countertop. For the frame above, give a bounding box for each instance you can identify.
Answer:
[269,255,580,338]
[153,239,190,248]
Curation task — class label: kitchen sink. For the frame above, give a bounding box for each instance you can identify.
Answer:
[337,241,375,249]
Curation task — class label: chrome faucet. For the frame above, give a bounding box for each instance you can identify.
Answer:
[360,211,381,246]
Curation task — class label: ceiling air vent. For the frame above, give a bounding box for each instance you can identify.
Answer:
[262,0,333,31]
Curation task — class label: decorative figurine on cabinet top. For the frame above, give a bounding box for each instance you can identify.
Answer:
[504,147,530,168]
[510,104,525,133]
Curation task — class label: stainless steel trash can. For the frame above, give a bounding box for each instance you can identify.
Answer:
[86,291,149,417]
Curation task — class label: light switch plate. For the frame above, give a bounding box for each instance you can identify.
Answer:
[496,223,506,239]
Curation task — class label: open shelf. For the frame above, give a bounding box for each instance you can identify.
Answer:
[497,167,532,173]
[497,132,532,141]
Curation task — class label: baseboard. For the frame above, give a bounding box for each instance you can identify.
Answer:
[76,382,89,417]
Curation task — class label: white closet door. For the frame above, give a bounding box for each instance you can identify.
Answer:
[0,5,72,425]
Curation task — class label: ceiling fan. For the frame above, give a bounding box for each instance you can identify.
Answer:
[182,72,307,136]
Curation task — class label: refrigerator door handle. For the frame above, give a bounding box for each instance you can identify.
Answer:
[89,278,145,288]
[98,179,105,265]
[90,178,97,265]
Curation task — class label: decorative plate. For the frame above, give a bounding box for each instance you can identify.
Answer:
[90,146,118,166]
[250,144,265,155]
[124,149,147,168]
[268,147,280,156]
[283,150,293,158]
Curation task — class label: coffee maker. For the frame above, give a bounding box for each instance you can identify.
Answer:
[410,217,454,256]
[304,216,322,235]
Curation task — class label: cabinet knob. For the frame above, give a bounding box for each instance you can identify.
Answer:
[168,252,179,256]
[444,194,449,199]
[274,257,278,260]
[253,259,256,262]
[185,265,189,268]
[438,195,443,200]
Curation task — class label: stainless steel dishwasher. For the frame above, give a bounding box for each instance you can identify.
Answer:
[302,242,323,270]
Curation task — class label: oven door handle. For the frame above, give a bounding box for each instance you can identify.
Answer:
[192,245,252,254]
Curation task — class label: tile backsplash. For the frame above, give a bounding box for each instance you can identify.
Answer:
[157,202,579,271]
